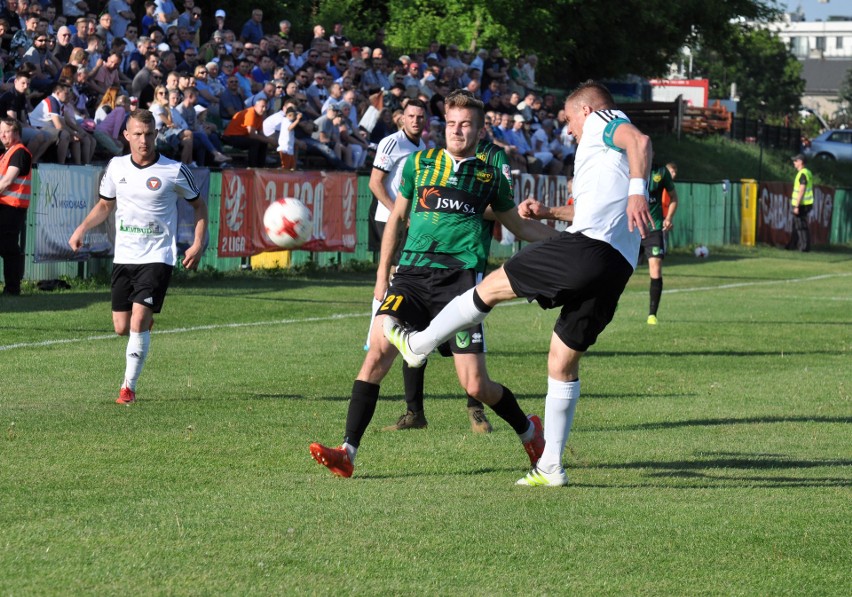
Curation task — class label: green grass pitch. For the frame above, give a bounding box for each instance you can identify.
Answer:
[1,245,850,595]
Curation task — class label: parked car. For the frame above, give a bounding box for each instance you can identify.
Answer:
[803,129,852,162]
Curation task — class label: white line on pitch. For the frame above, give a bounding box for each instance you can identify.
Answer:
[1,273,849,352]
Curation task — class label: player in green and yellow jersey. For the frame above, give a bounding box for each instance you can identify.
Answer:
[381,137,513,434]
[642,162,678,325]
[310,90,558,478]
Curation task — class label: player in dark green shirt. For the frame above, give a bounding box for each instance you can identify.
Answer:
[642,162,678,325]
[382,139,512,434]
[310,90,557,478]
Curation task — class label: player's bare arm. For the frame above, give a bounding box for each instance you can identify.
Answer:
[181,199,208,270]
[494,206,560,242]
[613,122,653,237]
[374,193,410,300]
[368,167,395,213]
[518,198,574,222]
[69,198,115,251]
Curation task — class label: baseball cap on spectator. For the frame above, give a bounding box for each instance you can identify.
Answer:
[513,114,526,123]
[391,82,404,91]
[791,153,806,162]
[398,55,411,64]
[327,102,339,112]
[409,62,419,70]
[426,53,439,62]
[215,9,226,18]
[157,42,169,52]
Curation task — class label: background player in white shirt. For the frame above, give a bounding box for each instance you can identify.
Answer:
[363,100,425,348]
[364,99,446,431]
[69,109,208,405]
[386,81,654,486]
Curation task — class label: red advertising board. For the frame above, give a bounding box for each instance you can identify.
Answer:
[218,170,357,257]
[757,182,834,248]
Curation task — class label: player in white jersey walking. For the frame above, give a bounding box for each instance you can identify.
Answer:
[69,109,208,404]
[385,81,654,486]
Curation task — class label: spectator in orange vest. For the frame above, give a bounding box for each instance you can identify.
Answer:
[0,118,33,296]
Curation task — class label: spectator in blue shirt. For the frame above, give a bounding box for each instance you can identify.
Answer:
[240,8,263,44]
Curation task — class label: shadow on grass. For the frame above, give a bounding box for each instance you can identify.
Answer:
[349,451,852,488]
[584,415,852,431]
[573,451,852,488]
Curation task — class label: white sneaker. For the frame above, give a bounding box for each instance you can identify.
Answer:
[382,317,427,368]
[516,465,569,487]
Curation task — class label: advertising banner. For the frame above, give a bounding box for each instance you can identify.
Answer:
[34,165,107,262]
[218,170,358,257]
[757,182,833,247]
[35,165,212,262]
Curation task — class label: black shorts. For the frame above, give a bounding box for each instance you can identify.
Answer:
[369,200,406,265]
[378,266,485,355]
[640,229,666,258]
[111,263,174,313]
[503,232,634,352]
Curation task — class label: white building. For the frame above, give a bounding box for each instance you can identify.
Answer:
[764,10,852,119]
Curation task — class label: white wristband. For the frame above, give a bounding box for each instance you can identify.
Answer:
[628,178,647,197]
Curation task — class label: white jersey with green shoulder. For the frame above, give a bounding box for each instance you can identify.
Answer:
[372,129,426,223]
[99,153,200,266]
[568,108,641,269]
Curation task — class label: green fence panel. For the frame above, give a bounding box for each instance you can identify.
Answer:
[830,188,852,245]
[668,180,739,248]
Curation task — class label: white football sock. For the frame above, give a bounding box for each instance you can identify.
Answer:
[537,377,580,473]
[123,331,150,391]
[364,297,382,349]
[343,442,357,464]
[410,288,488,354]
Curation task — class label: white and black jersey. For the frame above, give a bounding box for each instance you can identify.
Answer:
[99,153,200,266]
[568,108,639,269]
[371,129,425,223]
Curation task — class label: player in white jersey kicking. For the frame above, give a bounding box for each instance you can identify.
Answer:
[69,109,208,404]
[386,80,654,486]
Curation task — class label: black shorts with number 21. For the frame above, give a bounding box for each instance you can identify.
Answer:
[377,266,486,355]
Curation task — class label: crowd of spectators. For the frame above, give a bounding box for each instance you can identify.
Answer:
[0,1,576,173]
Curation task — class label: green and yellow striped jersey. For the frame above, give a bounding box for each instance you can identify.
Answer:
[398,147,514,270]
[648,165,676,228]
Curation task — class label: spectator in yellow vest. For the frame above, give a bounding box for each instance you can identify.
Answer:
[788,153,813,252]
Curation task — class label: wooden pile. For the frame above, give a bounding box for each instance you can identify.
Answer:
[681,101,732,136]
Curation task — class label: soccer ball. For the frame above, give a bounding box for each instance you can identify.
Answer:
[694,245,709,258]
[263,198,312,249]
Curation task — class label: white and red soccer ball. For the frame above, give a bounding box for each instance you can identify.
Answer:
[263,198,312,249]
[694,245,710,258]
